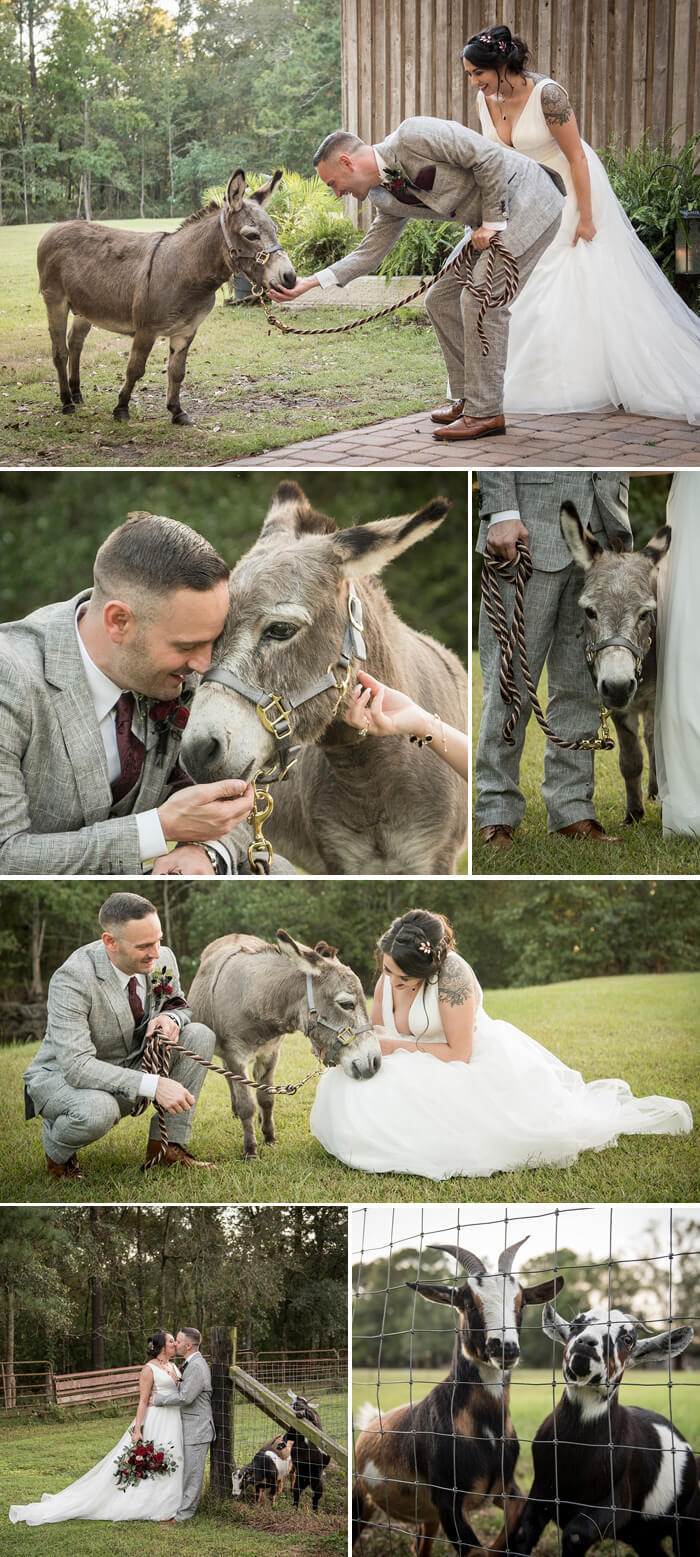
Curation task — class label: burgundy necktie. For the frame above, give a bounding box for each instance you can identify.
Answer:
[127,976,145,1029]
[111,692,146,804]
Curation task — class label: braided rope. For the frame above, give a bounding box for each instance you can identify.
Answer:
[133,1027,321,1169]
[258,237,519,354]
[481,542,615,752]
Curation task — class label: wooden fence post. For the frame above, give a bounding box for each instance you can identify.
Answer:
[209,1325,234,1500]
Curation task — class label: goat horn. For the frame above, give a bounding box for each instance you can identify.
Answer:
[498,1237,530,1273]
[430,1243,486,1276]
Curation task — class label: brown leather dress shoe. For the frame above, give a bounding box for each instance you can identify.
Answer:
[430,398,465,424]
[556,818,624,843]
[433,413,506,442]
[144,1140,215,1169]
[46,1152,84,1180]
[479,824,515,852]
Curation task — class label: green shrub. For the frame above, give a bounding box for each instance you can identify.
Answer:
[378,219,464,280]
[601,130,700,308]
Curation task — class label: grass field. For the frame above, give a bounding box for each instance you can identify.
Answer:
[1,1411,346,1555]
[352,1368,700,1557]
[0,222,445,467]
[2,972,697,1204]
[471,652,700,876]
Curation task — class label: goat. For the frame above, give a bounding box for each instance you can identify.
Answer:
[352,1237,564,1557]
[280,1392,331,1513]
[511,1304,699,1557]
[231,1433,294,1504]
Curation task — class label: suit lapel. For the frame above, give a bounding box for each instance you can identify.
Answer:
[44,596,113,824]
[93,942,136,1056]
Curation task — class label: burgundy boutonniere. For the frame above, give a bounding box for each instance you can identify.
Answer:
[151,965,175,1003]
[136,690,193,766]
[383,164,413,198]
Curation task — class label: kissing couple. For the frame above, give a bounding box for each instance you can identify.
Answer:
[9,1325,214,1525]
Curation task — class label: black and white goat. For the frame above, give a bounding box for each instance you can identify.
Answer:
[231,1433,294,1504]
[280,1392,331,1513]
[352,1238,564,1556]
[511,1304,699,1557]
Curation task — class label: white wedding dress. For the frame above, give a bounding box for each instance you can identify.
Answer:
[9,1363,183,1525]
[655,473,700,837]
[477,79,700,423]
[309,955,692,1178]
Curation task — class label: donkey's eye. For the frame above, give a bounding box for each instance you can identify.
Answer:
[240,226,261,241]
[336,994,355,1011]
[264,622,299,641]
[637,609,650,623]
[584,607,597,621]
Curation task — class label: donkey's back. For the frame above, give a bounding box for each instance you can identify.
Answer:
[38,221,160,334]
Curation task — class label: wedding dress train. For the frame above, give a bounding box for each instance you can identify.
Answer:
[309,959,692,1178]
[9,1363,183,1524]
[477,79,700,423]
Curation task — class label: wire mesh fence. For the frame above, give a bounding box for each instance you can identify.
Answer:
[232,1349,348,1472]
[352,1205,700,1557]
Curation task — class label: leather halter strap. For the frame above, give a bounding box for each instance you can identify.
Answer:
[200,582,367,782]
[584,629,651,686]
[218,203,284,272]
[304,971,373,1064]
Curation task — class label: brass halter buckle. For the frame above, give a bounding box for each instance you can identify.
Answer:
[247,777,275,871]
[578,705,615,752]
[257,693,293,740]
[330,661,352,718]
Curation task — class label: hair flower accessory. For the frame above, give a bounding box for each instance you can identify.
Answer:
[418,938,432,955]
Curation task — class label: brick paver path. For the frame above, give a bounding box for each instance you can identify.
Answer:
[223,407,699,467]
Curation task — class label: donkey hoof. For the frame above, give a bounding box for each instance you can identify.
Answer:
[171,410,193,426]
[70,389,84,405]
[113,405,130,422]
[242,1150,259,1161]
[62,402,76,416]
[623,811,644,826]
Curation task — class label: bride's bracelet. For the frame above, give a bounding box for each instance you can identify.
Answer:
[409,712,448,753]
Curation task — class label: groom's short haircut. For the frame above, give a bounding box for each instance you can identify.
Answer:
[180,1326,202,1346]
[314,130,365,166]
[92,511,229,618]
[99,892,157,931]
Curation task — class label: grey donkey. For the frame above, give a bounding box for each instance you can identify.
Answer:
[181,481,468,874]
[188,931,381,1158]
[37,170,295,425]
[561,502,672,824]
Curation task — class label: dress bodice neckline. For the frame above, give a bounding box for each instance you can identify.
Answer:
[479,77,539,147]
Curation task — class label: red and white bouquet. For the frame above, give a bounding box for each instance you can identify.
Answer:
[113,1436,180,1491]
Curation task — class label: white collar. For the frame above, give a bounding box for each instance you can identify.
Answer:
[110,963,147,995]
[74,605,124,723]
[372,147,388,179]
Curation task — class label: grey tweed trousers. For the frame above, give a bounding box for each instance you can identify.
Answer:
[475,562,604,832]
[175,1440,209,1521]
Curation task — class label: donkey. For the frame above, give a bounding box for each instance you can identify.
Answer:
[180,481,468,874]
[36,170,295,425]
[353,1237,564,1557]
[187,930,381,1158]
[560,502,672,823]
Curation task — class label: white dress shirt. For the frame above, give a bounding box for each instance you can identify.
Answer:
[109,963,176,1102]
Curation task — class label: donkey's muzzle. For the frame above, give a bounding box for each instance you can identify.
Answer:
[281,266,297,289]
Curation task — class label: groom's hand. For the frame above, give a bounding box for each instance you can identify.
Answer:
[146,1015,180,1044]
[268,275,319,301]
[154,1077,195,1114]
[470,226,497,251]
[487,518,529,560]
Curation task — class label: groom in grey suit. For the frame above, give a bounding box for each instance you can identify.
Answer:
[24,892,216,1179]
[269,119,564,441]
[0,509,293,877]
[152,1327,215,1523]
[475,472,633,848]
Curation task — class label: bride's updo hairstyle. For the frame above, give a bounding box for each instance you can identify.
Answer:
[462,23,530,75]
[146,1330,168,1361]
[378,909,454,982]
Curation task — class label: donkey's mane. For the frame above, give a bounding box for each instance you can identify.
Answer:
[178,199,221,230]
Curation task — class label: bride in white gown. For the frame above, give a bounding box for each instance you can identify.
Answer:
[461,24,700,424]
[655,473,700,838]
[309,909,693,1179]
[9,1331,183,1525]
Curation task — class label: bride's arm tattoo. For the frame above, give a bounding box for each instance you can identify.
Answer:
[438,957,473,1007]
[542,82,573,126]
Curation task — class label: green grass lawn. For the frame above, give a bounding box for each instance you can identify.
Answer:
[1,1412,346,1555]
[471,652,700,876]
[2,972,697,1203]
[352,1368,700,1557]
[0,222,445,467]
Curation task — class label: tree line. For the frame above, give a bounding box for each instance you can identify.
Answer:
[1,1204,347,1380]
[1,0,340,224]
[1,880,699,1032]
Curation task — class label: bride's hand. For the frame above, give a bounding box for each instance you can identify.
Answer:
[344,672,424,738]
[573,217,596,244]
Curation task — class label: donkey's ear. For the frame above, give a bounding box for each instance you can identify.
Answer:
[542,1302,570,1345]
[522,1274,565,1306]
[642,523,672,567]
[261,481,337,539]
[276,928,327,975]
[313,940,339,960]
[332,499,451,579]
[226,170,247,211]
[406,1280,457,1307]
[628,1326,694,1368]
[560,501,603,569]
[251,169,283,205]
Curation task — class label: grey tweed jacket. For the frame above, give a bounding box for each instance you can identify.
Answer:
[0,591,281,875]
[476,472,632,571]
[325,115,564,286]
[24,940,191,1111]
[153,1350,215,1446]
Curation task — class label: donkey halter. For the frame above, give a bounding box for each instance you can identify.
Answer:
[200,582,367,873]
[304,972,373,1065]
[583,630,652,689]
[218,203,284,280]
